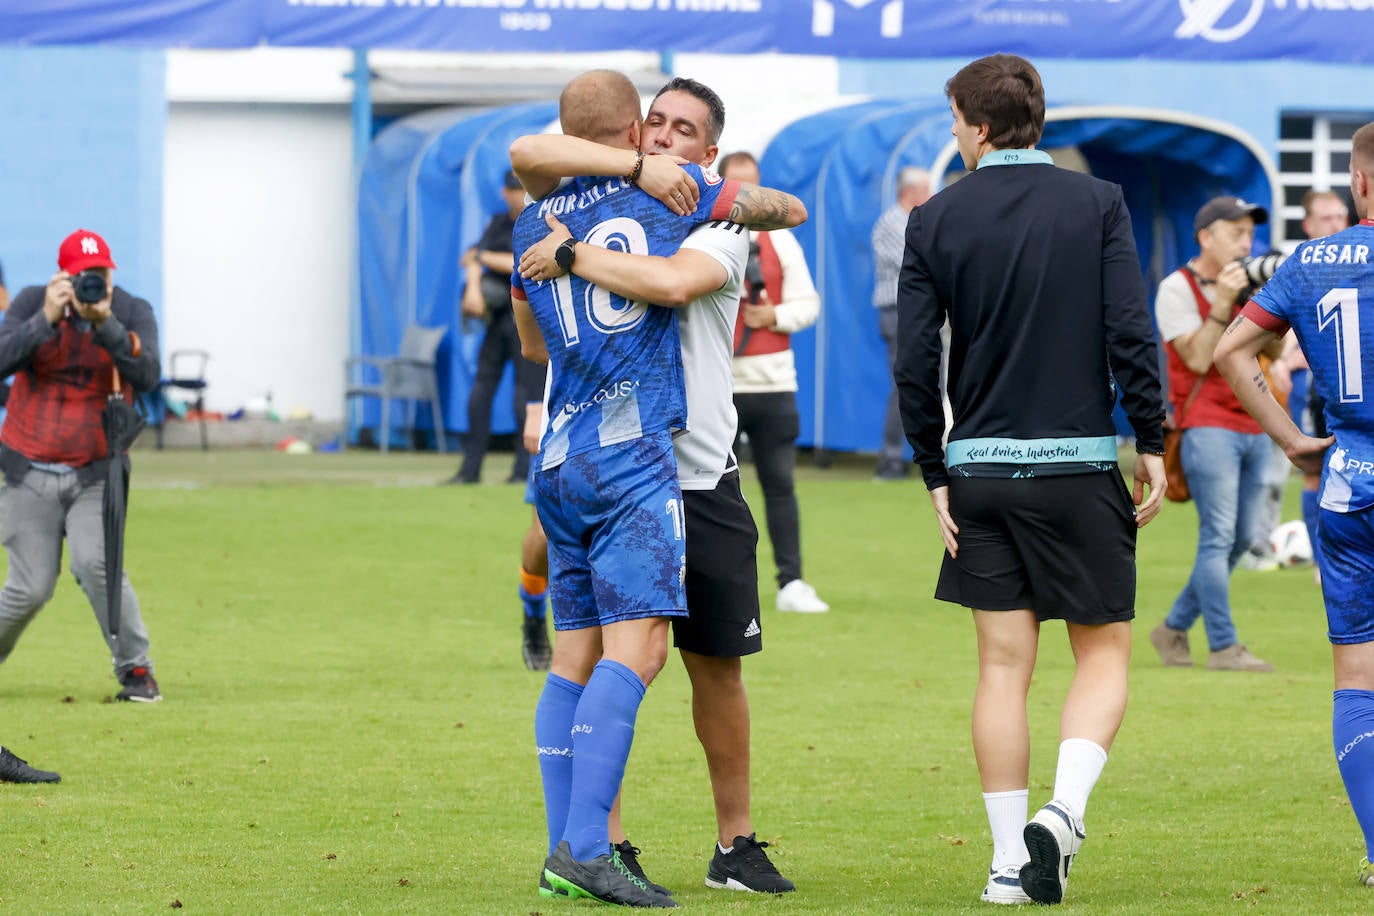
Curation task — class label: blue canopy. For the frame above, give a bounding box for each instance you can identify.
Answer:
[354,101,557,445]
[760,102,1279,453]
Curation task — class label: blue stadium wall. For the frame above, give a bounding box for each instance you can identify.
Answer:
[0,47,164,321]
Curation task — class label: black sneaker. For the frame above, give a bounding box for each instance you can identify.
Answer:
[544,840,677,907]
[615,840,672,897]
[115,666,162,703]
[0,747,60,783]
[705,833,795,893]
[522,615,551,672]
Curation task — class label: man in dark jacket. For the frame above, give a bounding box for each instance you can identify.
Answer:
[0,229,162,702]
[895,54,1166,906]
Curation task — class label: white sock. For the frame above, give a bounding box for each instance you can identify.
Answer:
[718,842,733,855]
[983,789,1030,871]
[1052,738,1108,819]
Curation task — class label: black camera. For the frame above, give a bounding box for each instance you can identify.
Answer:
[745,242,765,304]
[1239,253,1286,287]
[71,270,108,305]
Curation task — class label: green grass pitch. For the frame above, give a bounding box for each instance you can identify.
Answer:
[0,449,1364,913]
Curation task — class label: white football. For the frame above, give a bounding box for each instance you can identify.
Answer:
[1269,520,1313,568]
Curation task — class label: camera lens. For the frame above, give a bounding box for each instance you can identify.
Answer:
[72,271,107,305]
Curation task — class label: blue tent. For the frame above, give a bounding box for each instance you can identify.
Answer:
[354,101,557,446]
[760,102,1281,454]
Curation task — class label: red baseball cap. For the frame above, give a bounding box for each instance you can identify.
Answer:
[57,229,117,274]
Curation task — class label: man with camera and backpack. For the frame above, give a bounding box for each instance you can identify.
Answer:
[1149,197,1285,673]
[0,228,162,702]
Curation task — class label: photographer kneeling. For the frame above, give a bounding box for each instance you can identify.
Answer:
[1148,197,1285,673]
[0,229,162,701]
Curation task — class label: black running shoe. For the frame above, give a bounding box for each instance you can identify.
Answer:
[0,747,60,784]
[544,840,677,907]
[522,616,551,672]
[615,840,672,897]
[705,833,795,893]
[115,666,162,703]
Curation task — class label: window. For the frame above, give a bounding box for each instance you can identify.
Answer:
[1277,111,1369,250]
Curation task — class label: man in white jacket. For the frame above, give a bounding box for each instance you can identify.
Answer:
[719,152,829,613]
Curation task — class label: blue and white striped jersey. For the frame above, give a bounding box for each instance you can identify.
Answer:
[512,165,736,470]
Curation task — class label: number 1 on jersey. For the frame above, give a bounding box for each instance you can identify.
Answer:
[665,497,684,542]
[1317,288,1363,403]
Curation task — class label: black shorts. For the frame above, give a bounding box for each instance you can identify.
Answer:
[672,472,763,657]
[935,472,1137,625]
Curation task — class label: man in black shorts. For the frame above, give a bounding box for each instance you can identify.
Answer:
[894,54,1166,906]
[513,76,799,895]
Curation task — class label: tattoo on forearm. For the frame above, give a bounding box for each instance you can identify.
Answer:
[1252,371,1269,396]
[728,186,792,231]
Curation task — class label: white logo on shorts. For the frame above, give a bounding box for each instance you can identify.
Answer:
[744,618,761,638]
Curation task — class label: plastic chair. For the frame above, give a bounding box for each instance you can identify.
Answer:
[343,324,449,453]
[156,349,210,451]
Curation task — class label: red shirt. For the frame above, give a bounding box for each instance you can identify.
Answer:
[732,232,791,357]
[1163,269,1262,434]
[0,286,160,467]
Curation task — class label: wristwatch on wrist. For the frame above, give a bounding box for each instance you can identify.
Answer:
[554,238,577,272]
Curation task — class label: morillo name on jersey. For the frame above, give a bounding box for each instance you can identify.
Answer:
[511,165,738,470]
[1245,220,1374,513]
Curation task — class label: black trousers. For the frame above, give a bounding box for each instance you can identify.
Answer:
[457,309,544,481]
[733,391,802,588]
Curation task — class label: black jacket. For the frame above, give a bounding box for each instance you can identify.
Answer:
[895,160,1165,490]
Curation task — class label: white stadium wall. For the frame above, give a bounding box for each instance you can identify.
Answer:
[163,101,354,422]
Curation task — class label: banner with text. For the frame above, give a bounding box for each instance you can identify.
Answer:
[4,1,1371,64]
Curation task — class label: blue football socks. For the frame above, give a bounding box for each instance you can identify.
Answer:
[562,659,646,862]
[520,583,548,620]
[1302,489,1323,569]
[1334,689,1374,858]
[534,673,583,855]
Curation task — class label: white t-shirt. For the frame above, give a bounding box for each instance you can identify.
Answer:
[675,220,750,491]
[1154,269,1213,343]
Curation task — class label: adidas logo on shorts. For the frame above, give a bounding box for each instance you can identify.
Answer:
[743,618,761,638]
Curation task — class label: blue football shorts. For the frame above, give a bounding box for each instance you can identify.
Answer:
[1321,506,1374,645]
[525,460,536,505]
[534,429,688,631]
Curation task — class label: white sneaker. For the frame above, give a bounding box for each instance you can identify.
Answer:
[776,579,829,613]
[1020,800,1085,905]
[980,865,1031,904]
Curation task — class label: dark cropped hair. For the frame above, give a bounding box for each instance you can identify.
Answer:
[944,54,1045,149]
[653,77,726,144]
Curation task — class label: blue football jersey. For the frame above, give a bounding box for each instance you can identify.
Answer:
[1248,221,1374,512]
[512,165,737,469]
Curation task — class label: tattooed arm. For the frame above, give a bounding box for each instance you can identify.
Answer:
[1215,315,1333,473]
[727,182,806,230]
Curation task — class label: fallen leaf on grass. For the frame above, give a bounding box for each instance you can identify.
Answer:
[323,853,337,860]
[938,835,966,846]
[397,878,411,887]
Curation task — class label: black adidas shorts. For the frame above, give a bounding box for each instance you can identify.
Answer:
[935,472,1138,625]
[672,472,763,657]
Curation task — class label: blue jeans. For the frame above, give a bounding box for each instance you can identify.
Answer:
[1166,426,1271,651]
